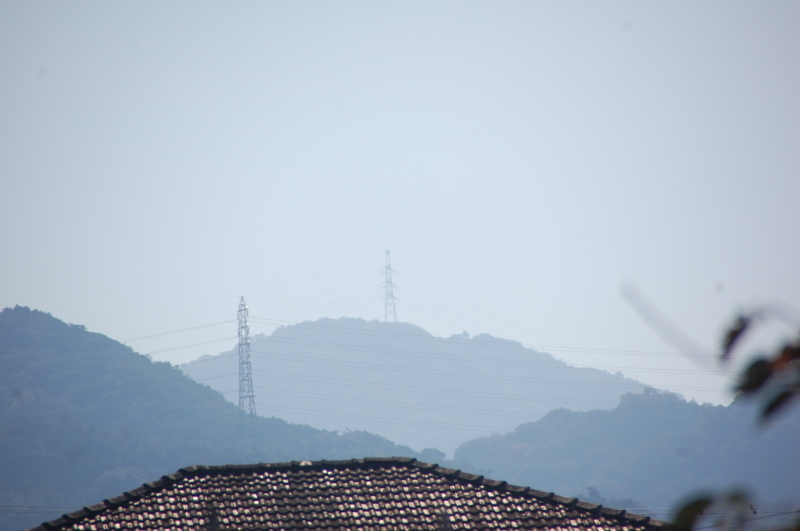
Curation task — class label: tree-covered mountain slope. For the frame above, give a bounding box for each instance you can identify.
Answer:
[0,307,423,531]
[181,317,646,454]
[454,388,800,515]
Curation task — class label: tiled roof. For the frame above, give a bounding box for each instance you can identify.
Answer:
[30,458,665,531]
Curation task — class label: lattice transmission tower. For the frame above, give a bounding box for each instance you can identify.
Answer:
[236,296,258,450]
[382,250,397,323]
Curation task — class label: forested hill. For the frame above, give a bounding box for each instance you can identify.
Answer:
[454,388,800,516]
[0,307,424,531]
[181,317,646,454]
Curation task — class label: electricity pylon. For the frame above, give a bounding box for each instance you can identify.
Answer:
[236,296,258,451]
[382,250,397,323]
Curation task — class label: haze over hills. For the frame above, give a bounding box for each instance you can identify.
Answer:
[5,306,799,531]
[180,317,647,454]
[454,388,800,517]
[0,307,429,531]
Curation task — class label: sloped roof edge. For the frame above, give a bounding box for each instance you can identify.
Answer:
[31,457,666,531]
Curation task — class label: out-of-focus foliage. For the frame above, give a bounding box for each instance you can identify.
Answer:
[721,310,800,422]
[666,490,800,531]
[0,307,428,531]
[668,496,714,531]
[666,309,800,531]
[666,491,760,531]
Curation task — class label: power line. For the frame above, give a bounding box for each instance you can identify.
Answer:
[249,385,553,420]
[255,402,499,432]
[122,320,236,343]
[116,256,722,372]
[251,370,626,407]
[198,373,766,433]
[378,253,723,373]
[246,316,713,361]
[190,376,788,438]
[142,337,237,356]
[180,335,725,391]
[244,329,716,376]
[193,384,774,436]
[246,348,722,391]
[246,384,763,431]
[397,261,564,347]
[694,509,800,530]
[250,400,787,440]
[401,273,711,376]
[245,318,716,379]
[197,369,638,409]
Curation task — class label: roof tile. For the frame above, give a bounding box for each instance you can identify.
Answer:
[29,458,665,531]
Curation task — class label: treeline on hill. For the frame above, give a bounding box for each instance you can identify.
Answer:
[181,317,646,455]
[454,387,800,515]
[0,307,435,531]
[4,306,799,530]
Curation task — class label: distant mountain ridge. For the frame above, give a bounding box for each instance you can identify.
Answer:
[0,307,426,531]
[3,306,797,531]
[454,388,800,514]
[181,317,648,454]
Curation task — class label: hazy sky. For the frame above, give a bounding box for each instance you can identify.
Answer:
[2,1,798,407]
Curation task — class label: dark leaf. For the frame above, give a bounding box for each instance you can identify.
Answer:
[787,342,800,361]
[736,358,772,393]
[669,497,713,531]
[726,490,748,505]
[774,343,800,371]
[722,315,752,362]
[761,390,796,422]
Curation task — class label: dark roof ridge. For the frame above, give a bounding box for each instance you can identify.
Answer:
[28,456,664,531]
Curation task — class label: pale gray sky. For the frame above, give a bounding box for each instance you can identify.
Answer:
[2,1,798,406]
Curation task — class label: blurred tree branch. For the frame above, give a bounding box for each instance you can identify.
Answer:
[623,286,800,531]
[721,309,800,423]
